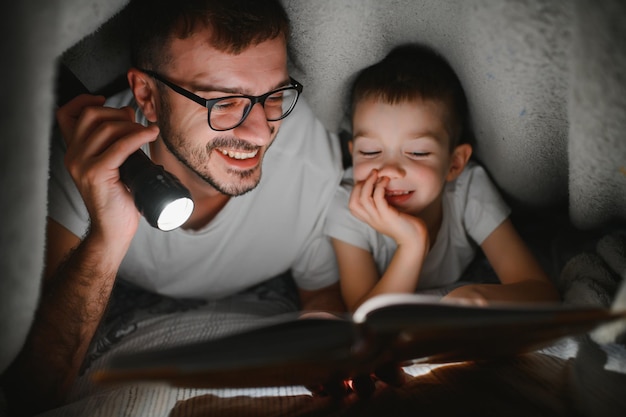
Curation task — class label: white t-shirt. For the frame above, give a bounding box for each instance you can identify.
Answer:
[48,90,343,299]
[324,162,511,290]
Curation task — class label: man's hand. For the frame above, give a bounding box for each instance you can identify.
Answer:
[57,94,159,244]
[349,170,427,248]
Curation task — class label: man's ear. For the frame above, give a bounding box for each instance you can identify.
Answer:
[127,68,158,123]
[446,143,472,181]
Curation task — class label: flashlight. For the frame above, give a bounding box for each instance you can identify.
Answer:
[119,150,194,231]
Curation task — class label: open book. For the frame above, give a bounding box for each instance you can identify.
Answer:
[92,293,626,388]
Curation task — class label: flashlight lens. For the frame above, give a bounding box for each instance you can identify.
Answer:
[157,197,195,231]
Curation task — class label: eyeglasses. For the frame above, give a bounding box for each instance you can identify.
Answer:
[140,69,303,131]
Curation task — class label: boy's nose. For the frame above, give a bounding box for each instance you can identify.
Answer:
[378,160,405,179]
[232,103,274,147]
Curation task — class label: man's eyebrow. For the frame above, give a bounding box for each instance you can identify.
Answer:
[190,78,292,95]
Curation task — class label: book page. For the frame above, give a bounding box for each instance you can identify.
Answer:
[353,293,443,323]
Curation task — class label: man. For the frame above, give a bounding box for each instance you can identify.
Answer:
[3,0,345,414]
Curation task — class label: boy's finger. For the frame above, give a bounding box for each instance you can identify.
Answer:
[363,170,378,197]
[371,176,389,207]
[349,182,366,214]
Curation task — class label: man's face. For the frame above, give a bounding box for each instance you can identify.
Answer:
[155,31,289,196]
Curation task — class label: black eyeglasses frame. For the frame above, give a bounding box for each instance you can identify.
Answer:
[140,69,303,131]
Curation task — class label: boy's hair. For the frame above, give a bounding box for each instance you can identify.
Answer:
[129,0,290,72]
[350,43,472,149]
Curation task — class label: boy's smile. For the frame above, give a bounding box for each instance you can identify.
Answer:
[384,189,414,206]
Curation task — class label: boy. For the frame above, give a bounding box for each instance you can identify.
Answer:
[325,44,559,311]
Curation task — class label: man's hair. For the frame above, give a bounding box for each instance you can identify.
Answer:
[129,0,290,71]
[350,43,472,149]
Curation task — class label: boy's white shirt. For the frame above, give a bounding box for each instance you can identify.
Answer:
[48,90,343,298]
[324,161,511,290]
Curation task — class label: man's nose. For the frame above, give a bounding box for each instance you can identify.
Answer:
[232,103,273,146]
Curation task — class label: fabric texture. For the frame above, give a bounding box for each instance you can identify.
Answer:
[559,231,626,344]
[48,90,343,298]
[324,162,510,290]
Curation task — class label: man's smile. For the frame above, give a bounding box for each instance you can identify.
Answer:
[214,147,262,170]
[217,148,259,160]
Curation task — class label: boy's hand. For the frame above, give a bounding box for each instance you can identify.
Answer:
[442,285,490,306]
[56,94,159,243]
[349,170,428,248]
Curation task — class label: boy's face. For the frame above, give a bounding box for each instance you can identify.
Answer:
[351,97,457,216]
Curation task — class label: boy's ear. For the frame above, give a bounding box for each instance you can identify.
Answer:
[348,140,353,154]
[127,68,158,123]
[446,143,472,181]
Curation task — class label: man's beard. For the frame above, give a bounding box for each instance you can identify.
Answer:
[156,97,273,196]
